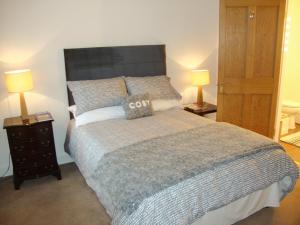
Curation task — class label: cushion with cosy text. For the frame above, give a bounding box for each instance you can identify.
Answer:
[122,93,153,120]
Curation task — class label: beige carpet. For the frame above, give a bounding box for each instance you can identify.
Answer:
[0,163,299,225]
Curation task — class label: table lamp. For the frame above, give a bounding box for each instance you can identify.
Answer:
[4,69,33,123]
[192,69,210,106]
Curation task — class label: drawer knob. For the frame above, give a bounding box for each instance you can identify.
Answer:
[41,140,50,147]
[14,145,25,152]
[39,127,49,134]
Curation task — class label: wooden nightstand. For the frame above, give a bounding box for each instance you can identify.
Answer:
[3,112,61,190]
[184,102,217,117]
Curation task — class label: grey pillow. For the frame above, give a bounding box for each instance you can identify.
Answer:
[122,93,153,120]
[67,77,127,115]
[125,75,182,100]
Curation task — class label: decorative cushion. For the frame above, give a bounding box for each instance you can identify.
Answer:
[122,93,153,120]
[124,75,182,100]
[67,77,127,115]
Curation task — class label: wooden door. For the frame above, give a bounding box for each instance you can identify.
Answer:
[217,0,287,137]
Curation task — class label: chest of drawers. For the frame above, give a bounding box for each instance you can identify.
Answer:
[3,112,61,189]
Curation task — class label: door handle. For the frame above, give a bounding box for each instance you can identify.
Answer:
[249,10,255,20]
[219,85,224,94]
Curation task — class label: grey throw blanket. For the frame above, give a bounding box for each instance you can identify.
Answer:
[94,122,298,218]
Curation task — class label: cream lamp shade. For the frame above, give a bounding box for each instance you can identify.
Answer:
[4,69,33,93]
[4,69,33,123]
[192,70,210,86]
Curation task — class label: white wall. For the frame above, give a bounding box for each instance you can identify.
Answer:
[281,0,300,103]
[0,0,219,176]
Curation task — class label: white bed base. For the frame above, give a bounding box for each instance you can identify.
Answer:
[192,176,291,225]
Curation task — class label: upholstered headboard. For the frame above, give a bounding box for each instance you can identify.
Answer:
[64,45,166,108]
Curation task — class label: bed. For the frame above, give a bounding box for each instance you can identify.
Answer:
[64,45,299,225]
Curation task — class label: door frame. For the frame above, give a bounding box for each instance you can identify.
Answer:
[270,0,288,139]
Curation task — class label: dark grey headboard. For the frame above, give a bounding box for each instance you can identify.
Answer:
[64,45,166,107]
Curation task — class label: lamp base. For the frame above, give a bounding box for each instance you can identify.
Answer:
[192,102,209,110]
[196,86,205,107]
[20,92,30,125]
[21,116,30,125]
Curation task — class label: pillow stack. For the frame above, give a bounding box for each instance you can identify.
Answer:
[67,75,182,126]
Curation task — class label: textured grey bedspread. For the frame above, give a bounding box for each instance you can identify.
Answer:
[65,109,299,225]
[93,122,299,225]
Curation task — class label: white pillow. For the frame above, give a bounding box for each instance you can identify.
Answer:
[68,105,125,127]
[152,99,182,112]
[68,105,77,116]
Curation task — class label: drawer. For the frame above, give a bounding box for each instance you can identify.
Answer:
[13,153,56,168]
[14,157,57,172]
[14,166,56,179]
[14,167,34,178]
[34,123,52,138]
[13,156,31,167]
[37,138,53,148]
[38,163,57,173]
[40,151,56,161]
[10,142,51,157]
[11,143,55,158]
[10,142,34,155]
[7,126,33,140]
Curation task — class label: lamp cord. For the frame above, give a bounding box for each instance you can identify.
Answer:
[1,75,12,182]
[0,153,11,180]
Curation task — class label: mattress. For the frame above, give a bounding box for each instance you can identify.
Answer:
[65,108,298,225]
[65,109,214,182]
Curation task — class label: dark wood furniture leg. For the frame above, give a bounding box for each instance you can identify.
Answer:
[14,178,23,190]
[53,170,62,180]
